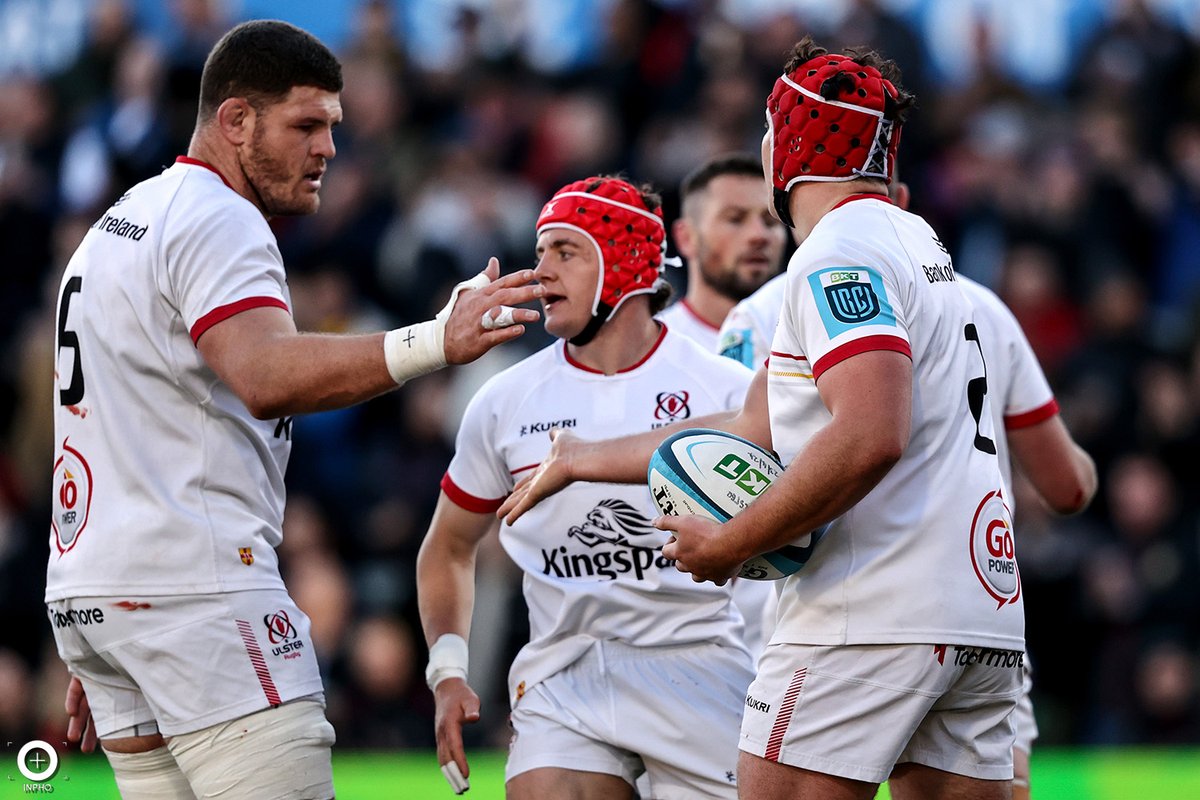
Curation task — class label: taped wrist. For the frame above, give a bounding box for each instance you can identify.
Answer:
[425,633,469,690]
[383,270,493,386]
[384,321,444,386]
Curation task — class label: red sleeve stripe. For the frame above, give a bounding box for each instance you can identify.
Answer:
[440,473,505,514]
[811,335,912,380]
[511,463,540,476]
[1004,399,1059,430]
[190,297,289,344]
[769,351,810,362]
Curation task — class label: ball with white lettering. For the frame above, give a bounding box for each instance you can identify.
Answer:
[647,428,823,580]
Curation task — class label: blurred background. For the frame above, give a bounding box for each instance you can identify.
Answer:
[2,0,1200,767]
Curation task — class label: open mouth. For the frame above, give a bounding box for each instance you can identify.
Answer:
[542,293,566,310]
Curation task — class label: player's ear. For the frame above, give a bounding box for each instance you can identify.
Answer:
[215,97,253,146]
[672,217,697,260]
[893,181,911,211]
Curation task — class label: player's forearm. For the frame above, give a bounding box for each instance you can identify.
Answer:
[416,535,479,644]
[237,331,398,419]
[570,409,740,484]
[724,415,901,559]
[1009,418,1098,515]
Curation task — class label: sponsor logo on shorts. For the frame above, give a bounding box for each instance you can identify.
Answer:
[48,607,105,628]
[968,489,1021,608]
[745,694,771,714]
[519,418,576,437]
[935,645,1024,670]
[264,610,305,658]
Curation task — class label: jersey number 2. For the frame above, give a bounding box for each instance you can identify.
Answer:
[57,276,85,406]
[964,323,996,455]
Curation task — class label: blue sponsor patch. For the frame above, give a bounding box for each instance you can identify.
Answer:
[808,267,896,338]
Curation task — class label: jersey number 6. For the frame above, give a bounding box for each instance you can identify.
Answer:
[57,276,85,406]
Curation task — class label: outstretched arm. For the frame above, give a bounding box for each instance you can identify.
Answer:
[498,367,772,524]
[198,259,543,419]
[416,493,499,794]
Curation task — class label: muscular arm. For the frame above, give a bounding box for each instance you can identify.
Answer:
[1007,416,1097,515]
[665,351,910,575]
[197,262,542,419]
[498,367,771,523]
[572,366,772,482]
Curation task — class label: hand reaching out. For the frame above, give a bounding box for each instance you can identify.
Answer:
[442,258,543,365]
[497,429,580,525]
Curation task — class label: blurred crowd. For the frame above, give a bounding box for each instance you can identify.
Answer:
[1,0,1199,754]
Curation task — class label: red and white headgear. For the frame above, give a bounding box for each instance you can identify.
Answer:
[536,177,672,344]
[766,52,904,227]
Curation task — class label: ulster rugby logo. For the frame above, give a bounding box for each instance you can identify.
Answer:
[969,490,1020,608]
[52,439,93,554]
[654,391,691,422]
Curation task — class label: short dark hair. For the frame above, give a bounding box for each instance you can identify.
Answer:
[783,35,915,124]
[198,20,343,120]
[679,153,764,211]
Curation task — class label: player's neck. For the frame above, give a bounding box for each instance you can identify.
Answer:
[788,180,884,239]
[566,303,662,375]
[682,284,734,331]
[186,135,266,217]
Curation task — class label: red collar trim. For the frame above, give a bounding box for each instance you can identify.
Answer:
[832,192,892,211]
[176,156,233,189]
[563,323,667,374]
[681,299,720,332]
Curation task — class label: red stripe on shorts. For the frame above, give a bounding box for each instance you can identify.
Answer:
[764,668,807,762]
[236,618,282,706]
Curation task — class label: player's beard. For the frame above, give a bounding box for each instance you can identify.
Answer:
[699,254,772,302]
[243,125,320,217]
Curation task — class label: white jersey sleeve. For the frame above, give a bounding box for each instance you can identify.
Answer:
[717,274,786,368]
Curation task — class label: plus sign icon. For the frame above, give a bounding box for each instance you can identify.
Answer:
[12,740,59,792]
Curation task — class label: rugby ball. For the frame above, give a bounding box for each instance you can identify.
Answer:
[647,428,824,580]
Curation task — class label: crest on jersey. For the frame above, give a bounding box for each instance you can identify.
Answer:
[239,547,254,566]
[809,266,896,338]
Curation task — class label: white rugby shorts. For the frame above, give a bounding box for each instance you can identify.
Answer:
[48,588,325,737]
[507,639,753,799]
[740,642,1024,783]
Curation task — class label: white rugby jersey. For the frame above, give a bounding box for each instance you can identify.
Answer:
[48,158,292,600]
[960,276,1058,496]
[767,194,1023,650]
[718,273,785,370]
[657,299,719,352]
[443,328,753,702]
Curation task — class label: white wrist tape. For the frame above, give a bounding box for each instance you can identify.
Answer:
[383,270,493,386]
[425,633,469,690]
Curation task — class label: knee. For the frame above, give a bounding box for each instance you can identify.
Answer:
[104,745,196,799]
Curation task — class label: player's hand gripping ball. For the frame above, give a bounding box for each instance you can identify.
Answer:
[648,429,824,580]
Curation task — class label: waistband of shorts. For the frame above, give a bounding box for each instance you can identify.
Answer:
[936,644,1025,668]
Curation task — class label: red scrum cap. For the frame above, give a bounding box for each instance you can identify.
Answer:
[536,177,669,344]
[767,52,904,227]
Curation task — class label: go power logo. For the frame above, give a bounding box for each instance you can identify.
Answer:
[8,740,61,793]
